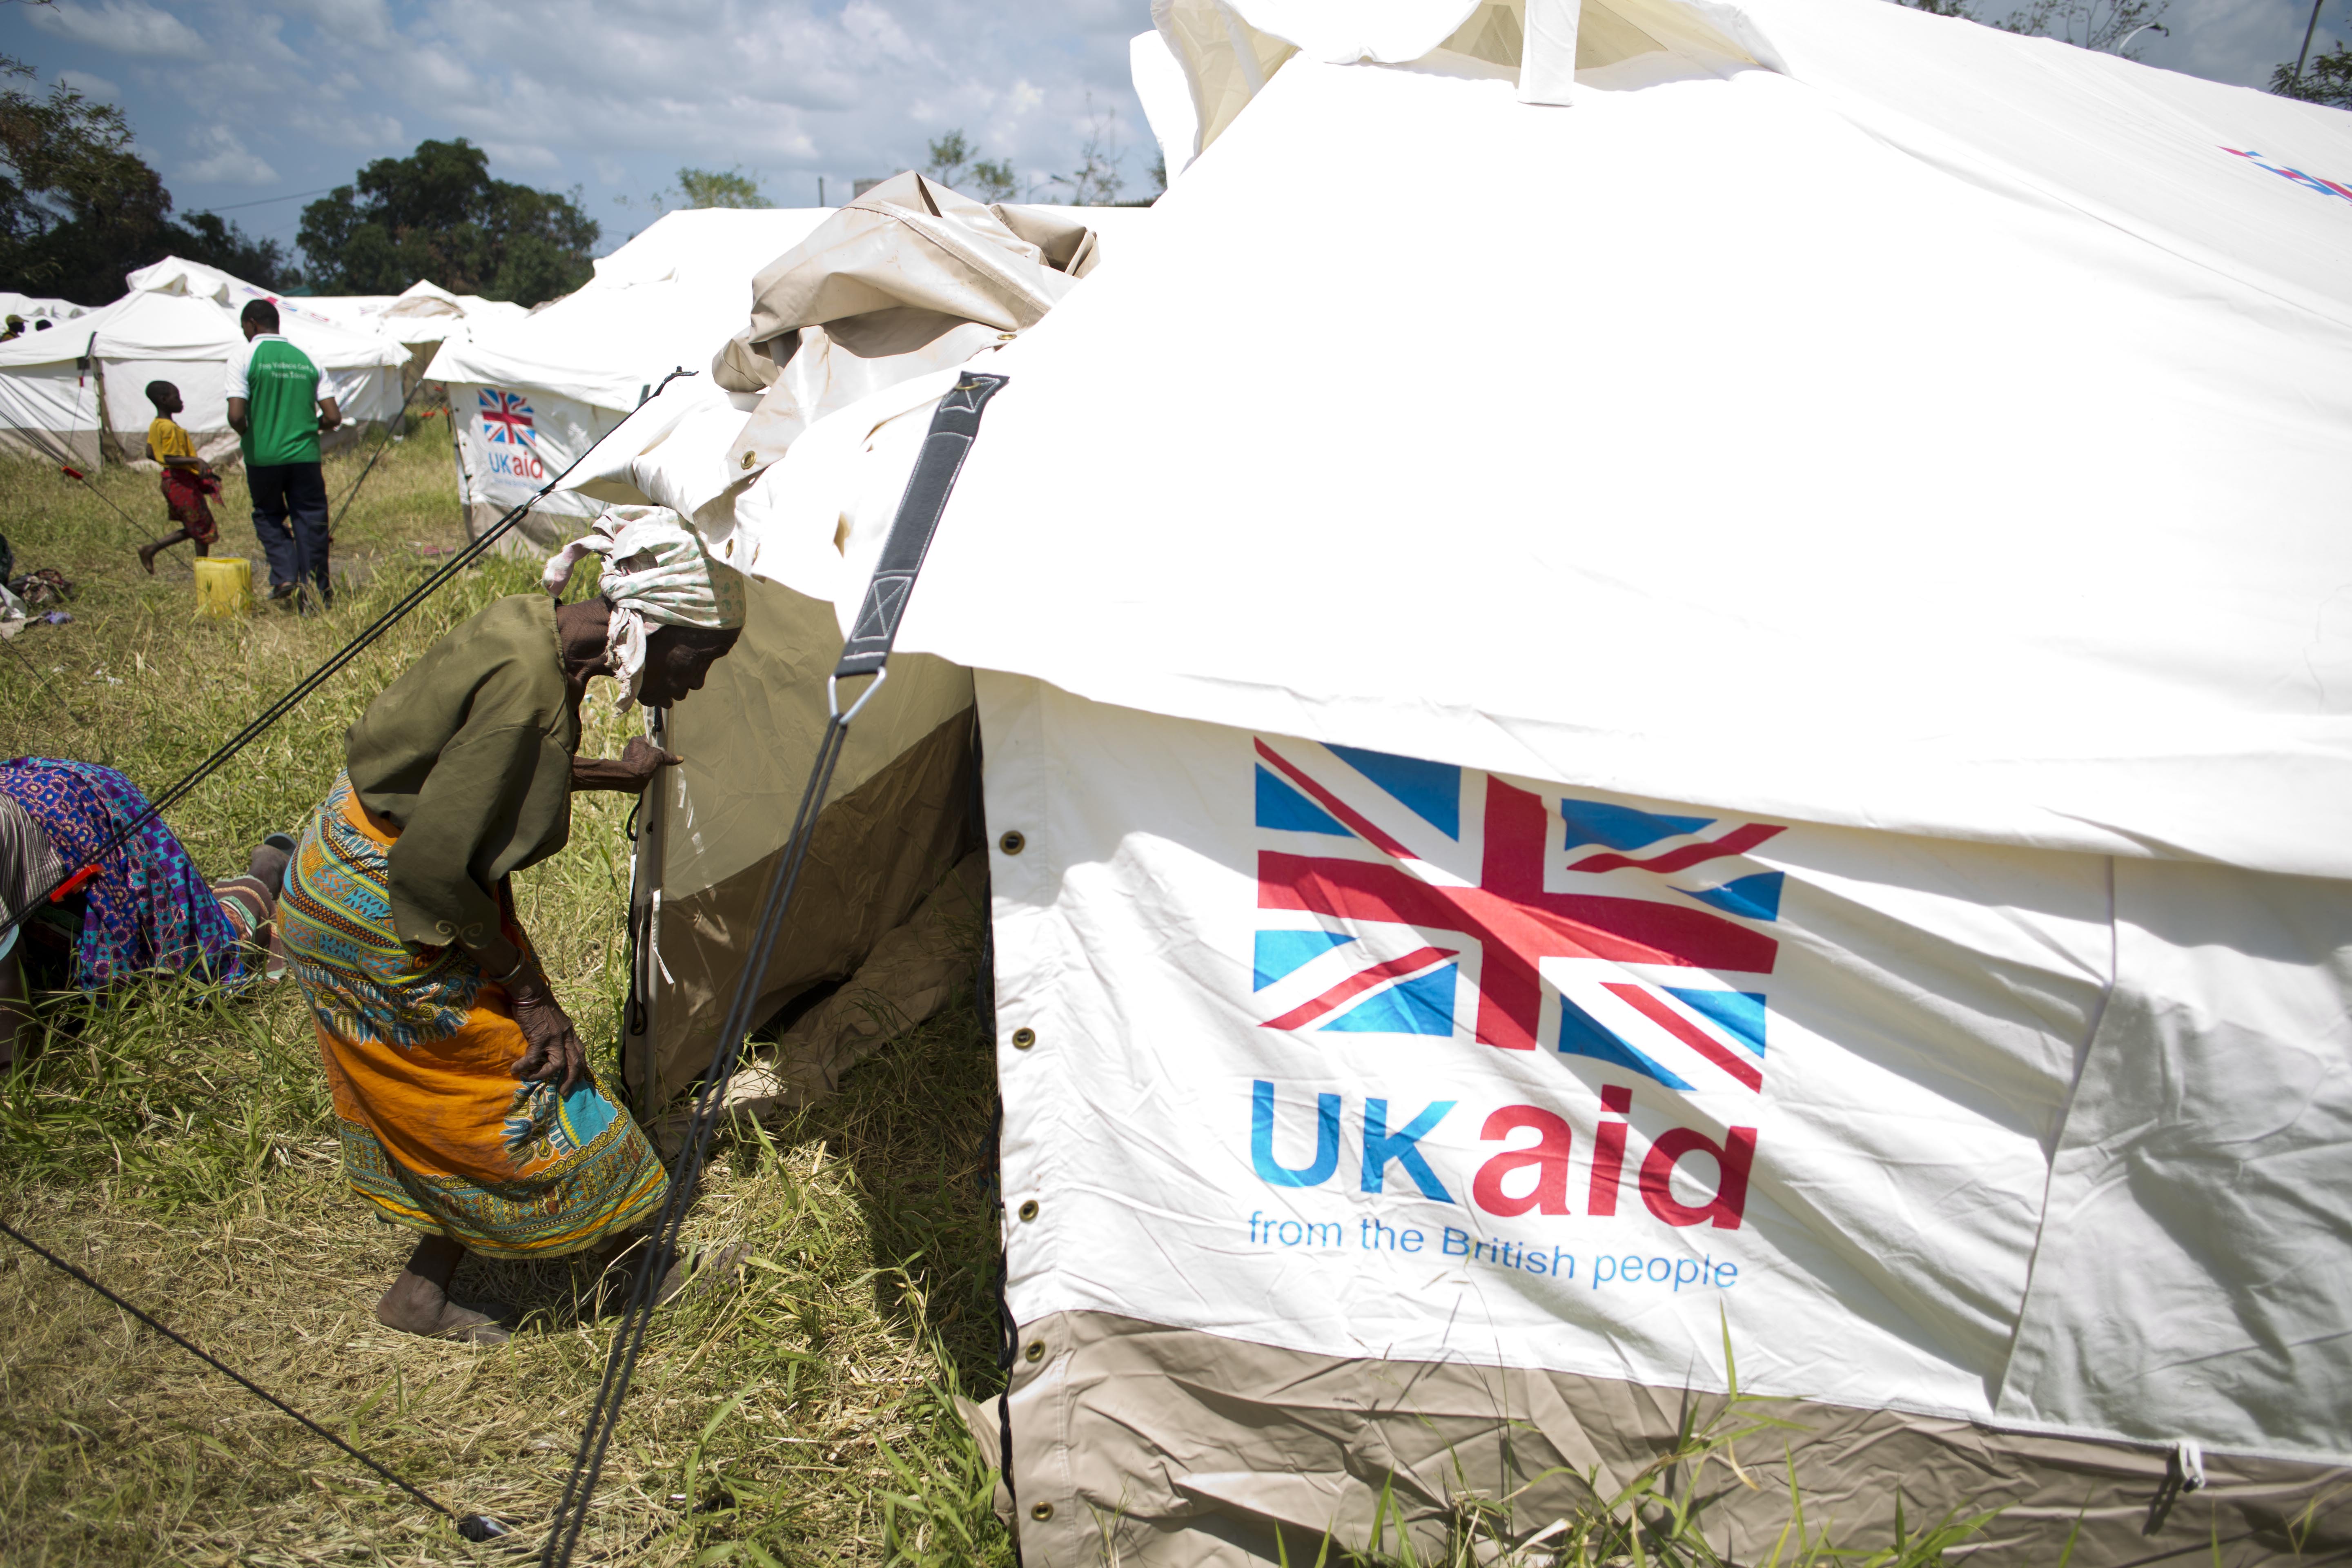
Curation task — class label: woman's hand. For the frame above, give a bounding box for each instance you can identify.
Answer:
[504,964,587,1096]
[569,736,683,793]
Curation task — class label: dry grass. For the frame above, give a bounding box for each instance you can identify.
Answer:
[0,432,1013,1566]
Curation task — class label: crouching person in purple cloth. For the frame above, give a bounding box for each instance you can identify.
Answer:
[0,757,293,1068]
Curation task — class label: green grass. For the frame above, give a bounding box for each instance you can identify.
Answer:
[0,431,1017,1566]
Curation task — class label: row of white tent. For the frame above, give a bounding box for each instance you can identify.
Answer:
[0,198,1143,481]
[0,259,523,468]
[476,0,2349,1563]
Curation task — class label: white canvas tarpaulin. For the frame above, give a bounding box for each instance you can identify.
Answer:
[715,0,2352,1558]
[975,683,2351,1523]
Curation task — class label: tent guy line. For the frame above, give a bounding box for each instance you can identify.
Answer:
[185,185,342,215]
[0,1216,510,1542]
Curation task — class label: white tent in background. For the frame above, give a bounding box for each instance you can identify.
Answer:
[0,293,90,328]
[0,257,405,467]
[300,281,533,394]
[571,0,2352,1561]
[299,281,529,352]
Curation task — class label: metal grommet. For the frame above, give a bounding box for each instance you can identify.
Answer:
[1011,1027,1036,1050]
[1018,1199,1040,1222]
[739,450,756,470]
[998,829,1025,855]
[1024,1339,1045,1363]
[1031,1501,1054,1522]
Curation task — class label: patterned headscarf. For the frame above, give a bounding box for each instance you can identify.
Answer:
[543,506,746,707]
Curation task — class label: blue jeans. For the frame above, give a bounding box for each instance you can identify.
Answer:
[247,461,330,597]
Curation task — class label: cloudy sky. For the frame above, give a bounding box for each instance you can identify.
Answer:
[3,0,2341,264]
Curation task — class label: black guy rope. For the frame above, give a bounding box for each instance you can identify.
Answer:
[57,461,148,541]
[0,633,88,727]
[0,366,699,949]
[536,370,1011,1568]
[0,1216,509,1541]
[326,371,432,526]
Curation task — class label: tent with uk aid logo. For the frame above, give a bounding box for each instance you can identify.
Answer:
[566,0,2352,1559]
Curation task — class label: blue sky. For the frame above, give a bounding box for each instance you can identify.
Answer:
[3,0,2342,265]
[4,0,1158,259]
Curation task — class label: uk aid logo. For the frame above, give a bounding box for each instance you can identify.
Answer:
[1243,738,1780,1266]
[477,388,548,481]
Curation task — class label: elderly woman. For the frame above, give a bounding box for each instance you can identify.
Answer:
[280,512,745,1343]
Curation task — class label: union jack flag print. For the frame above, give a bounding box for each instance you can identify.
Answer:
[478,388,535,445]
[1251,739,1784,1098]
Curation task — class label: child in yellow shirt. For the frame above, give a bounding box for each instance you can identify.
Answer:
[140,380,222,574]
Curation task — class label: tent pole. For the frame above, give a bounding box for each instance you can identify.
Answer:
[2294,0,2326,86]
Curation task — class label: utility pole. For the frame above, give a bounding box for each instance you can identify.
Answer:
[818,176,826,207]
[2294,0,2327,87]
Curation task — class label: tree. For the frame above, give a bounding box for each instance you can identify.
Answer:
[170,211,300,289]
[0,56,293,302]
[676,166,771,208]
[1893,0,2171,57]
[1044,97,1127,207]
[923,129,1018,202]
[298,138,597,305]
[1999,0,2169,55]
[2271,41,2352,106]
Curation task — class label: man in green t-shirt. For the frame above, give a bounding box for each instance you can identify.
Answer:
[226,299,343,609]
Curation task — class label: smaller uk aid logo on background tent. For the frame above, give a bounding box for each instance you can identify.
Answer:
[478,386,536,444]
[476,387,547,481]
[1247,738,1782,1234]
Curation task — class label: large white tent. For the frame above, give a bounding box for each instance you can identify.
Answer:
[0,257,405,467]
[567,0,2352,1560]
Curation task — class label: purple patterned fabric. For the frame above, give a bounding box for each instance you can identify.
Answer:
[0,757,243,990]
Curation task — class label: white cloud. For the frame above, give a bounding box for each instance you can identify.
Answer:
[178,125,279,185]
[27,0,209,58]
[56,69,119,100]
[840,0,919,59]
[484,141,561,172]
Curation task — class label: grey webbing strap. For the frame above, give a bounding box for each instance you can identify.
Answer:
[835,372,1009,680]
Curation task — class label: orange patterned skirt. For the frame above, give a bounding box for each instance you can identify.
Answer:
[278,774,666,1259]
